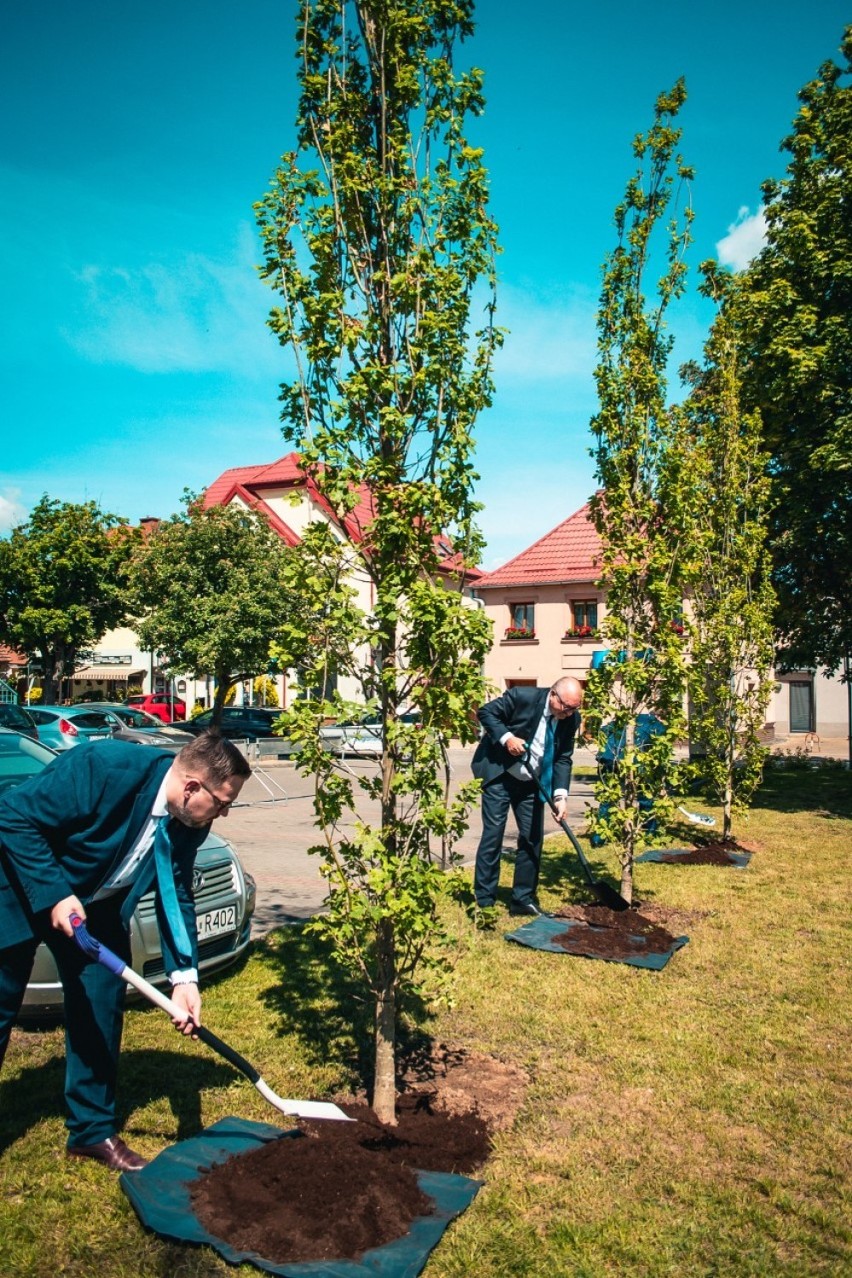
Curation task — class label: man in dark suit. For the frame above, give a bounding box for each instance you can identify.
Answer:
[472,678,583,916]
[0,732,250,1171]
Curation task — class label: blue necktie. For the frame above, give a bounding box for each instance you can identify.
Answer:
[540,715,556,797]
[153,818,193,969]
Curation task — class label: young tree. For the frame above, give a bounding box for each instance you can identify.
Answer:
[737,27,852,677]
[586,82,694,902]
[677,267,777,840]
[0,496,134,703]
[129,498,296,721]
[255,0,499,1122]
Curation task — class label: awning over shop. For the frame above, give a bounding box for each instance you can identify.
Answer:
[70,665,146,682]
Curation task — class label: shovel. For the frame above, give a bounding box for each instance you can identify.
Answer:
[70,914,351,1121]
[523,749,631,912]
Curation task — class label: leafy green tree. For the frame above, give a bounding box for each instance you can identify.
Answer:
[737,28,852,676]
[256,0,498,1123]
[129,498,296,722]
[586,82,694,902]
[0,496,135,703]
[677,267,777,840]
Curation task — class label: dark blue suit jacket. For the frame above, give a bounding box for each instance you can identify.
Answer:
[0,741,206,972]
[471,686,579,799]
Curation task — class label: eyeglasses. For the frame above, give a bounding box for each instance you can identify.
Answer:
[195,777,234,814]
[550,689,580,714]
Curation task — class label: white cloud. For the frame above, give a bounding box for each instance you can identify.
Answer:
[63,225,283,377]
[716,206,767,271]
[0,488,26,534]
[492,285,597,383]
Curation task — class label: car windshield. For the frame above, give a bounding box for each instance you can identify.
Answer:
[0,731,54,785]
[111,707,161,728]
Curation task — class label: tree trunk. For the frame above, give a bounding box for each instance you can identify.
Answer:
[211,675,233,727]
[372,918,397,1125]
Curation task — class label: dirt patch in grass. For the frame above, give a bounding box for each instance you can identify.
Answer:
[551,903,678,960]
[660,838,755,864]
[190,1046,521,1266]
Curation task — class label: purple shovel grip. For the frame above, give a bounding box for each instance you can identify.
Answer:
[70,913,126,976]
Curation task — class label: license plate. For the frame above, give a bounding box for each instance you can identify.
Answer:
[197,905,236,940]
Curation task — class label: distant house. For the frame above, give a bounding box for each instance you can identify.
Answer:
[473,502,848,743]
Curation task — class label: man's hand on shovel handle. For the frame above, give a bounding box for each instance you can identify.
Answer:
[169,982,201,1036]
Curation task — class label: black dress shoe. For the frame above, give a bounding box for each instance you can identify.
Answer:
[67,1135,149,1172]
[509,901,552,918]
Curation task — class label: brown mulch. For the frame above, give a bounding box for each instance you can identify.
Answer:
[190,1047,511,1267]
[551,902,678,960]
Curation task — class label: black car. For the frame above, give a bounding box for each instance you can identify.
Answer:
[180,706,295,748]
[0,701,38,740]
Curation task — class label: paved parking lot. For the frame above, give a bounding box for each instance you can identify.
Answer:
[223,731,848,936]
[224,742,598,935]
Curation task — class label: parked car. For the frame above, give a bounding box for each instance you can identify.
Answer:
[0,701,38,740]
[27,705,124,751]
[0,729,256,1019]
[125,692,187,723]
[181,706,296,749]
[72,702,196,750]
[319,711,421,757]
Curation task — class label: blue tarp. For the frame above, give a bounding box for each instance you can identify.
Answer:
[506,915,688,970]
[120,1116,482,1277]
[635,846,752,868]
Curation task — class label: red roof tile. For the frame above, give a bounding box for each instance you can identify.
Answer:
[202,453,478,578]
[476,503,601,588]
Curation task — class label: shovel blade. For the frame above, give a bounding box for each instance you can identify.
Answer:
[592,880,631,912]
[282,1099,353,1121]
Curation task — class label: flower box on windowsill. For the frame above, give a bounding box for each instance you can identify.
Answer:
[503,628,536,642]
[562,628,599,642]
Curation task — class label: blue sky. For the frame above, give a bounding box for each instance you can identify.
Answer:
[1,1,849,567]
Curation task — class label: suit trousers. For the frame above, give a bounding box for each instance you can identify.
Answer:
[474,771,544,908]
[0,895,131,1148]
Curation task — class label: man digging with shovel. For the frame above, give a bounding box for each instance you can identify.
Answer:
[471,678,583,921]
[0,732,250,1171]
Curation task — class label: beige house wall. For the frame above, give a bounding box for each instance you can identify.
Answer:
[477,580,607,696]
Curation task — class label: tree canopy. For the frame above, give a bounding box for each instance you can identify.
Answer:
[0,496,134,703]
[129,498,296,720]
[737,26,852,674]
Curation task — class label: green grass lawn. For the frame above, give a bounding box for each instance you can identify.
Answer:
[1,763,849,1277]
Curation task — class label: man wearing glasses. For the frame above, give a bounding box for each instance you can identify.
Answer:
[0,731,250,1171]
[471,677,583,919]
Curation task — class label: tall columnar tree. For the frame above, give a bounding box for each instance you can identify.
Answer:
[677,267,777,840]
[586,82,694,902]
[255,0,498,1122]
[737,27,852,677]
[0,496,135,703]
[129,498,297,721]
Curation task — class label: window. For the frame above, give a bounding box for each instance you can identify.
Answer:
[570,601,598,634]
[510,603,535,631]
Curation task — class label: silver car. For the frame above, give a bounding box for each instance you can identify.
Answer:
[0,729,255,1019]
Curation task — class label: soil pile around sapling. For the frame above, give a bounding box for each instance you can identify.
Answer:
[190,1091,492,1265]
[551,902,677,960]
[660,838,753,864]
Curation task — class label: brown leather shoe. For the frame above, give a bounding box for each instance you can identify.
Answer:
[67,1136,149,1172]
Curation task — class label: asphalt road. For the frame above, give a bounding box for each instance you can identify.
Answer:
[222,742,598,936]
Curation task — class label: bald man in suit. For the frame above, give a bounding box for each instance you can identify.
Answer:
[472,678,583,916]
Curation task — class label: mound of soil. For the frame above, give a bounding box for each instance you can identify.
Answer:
[661,838,754,864]
[551,902,677,960]
[190,1090,492,1266]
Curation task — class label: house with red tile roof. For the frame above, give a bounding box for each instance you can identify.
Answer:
[473,503,606,696]
[473,501,849,745]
